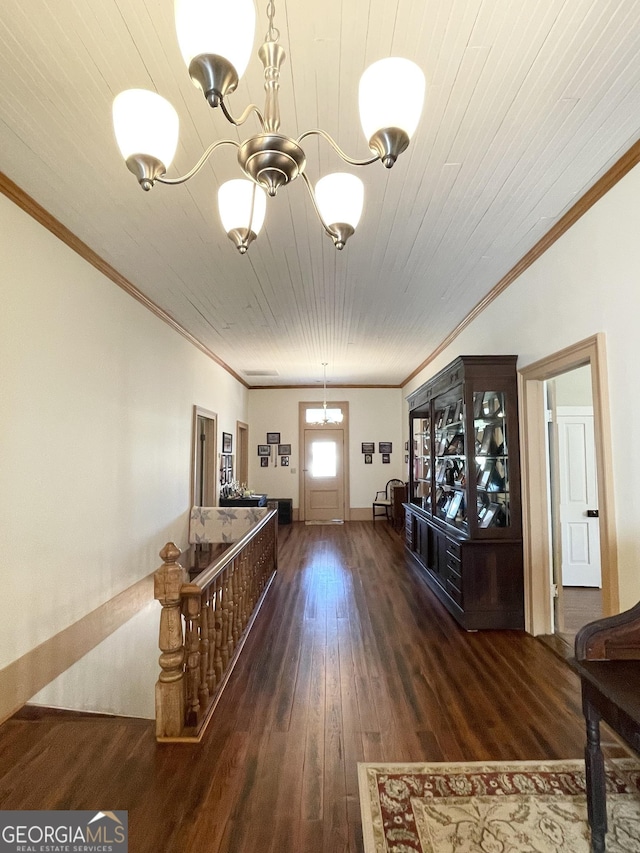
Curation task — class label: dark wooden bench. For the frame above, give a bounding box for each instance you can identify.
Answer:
[572,601,640,852]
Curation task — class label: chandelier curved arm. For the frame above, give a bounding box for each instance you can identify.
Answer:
[297,129,380,166]
[219,98,266,130]
[156,139,240,185]
[300,171,336,239]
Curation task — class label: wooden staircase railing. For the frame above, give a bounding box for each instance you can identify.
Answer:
[154,508,278,742]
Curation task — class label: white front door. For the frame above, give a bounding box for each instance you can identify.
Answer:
[557,408,601,587]
[303,428,345,521]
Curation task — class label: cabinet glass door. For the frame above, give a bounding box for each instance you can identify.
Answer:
[411,413,431,509]
[433,395,467,529]
[473,390,509,529]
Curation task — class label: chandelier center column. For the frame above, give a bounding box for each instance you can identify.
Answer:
[258,41,285,133]
[238,38,306,197]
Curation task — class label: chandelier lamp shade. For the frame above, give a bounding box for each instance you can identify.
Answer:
[112,0,426,253]
[112,89,180,186]
[174,0,257,95]
[313,173,364,251]
[218,179,267,254]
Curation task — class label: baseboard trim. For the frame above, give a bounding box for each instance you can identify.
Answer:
[349,508,375,521]
[14,705,117,721]
[0,573,154,726]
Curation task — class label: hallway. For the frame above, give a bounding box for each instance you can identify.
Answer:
[0,522,616,852]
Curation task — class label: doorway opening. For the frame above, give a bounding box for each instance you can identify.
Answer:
[519,334,618,638]
[192,406,217,506]
[546,366,602,648]
[298,402,350,522]
[236,421,249,488]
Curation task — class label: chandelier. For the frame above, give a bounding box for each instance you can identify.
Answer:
[310,363,343,425]
[112,0,425,254]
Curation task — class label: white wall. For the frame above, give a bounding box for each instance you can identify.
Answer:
[31,602,158,718]
[403,161,640,610]
[553,364,593,407]
[248,387,405,511]
[0,193,248,712]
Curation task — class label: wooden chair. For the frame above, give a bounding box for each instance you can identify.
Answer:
[372,479,404,522]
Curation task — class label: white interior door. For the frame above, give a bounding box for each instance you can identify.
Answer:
[303,429,345,521]
[557,408,601,587]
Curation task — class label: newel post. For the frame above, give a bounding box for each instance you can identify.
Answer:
[154,542,187,738]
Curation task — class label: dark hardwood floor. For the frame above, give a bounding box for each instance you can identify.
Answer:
[0,522,626,852]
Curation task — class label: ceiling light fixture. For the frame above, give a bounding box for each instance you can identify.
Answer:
[311,362,343,425]
[112,0,425,254]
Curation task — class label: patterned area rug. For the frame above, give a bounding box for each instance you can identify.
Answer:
[358,759,640,852]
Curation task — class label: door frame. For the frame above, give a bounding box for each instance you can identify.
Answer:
[236,420,249,487]
[547,380,565,632]
[519,333,618,635]
[191,405,218,507]
[298,401,350,522]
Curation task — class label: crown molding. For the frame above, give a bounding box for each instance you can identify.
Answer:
[248,383,401,390]
[401,138,640,388]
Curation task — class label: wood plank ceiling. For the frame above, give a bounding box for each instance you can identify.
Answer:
[1,0,639,386]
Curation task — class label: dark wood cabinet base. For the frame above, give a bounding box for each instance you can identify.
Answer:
[405,504,524,630]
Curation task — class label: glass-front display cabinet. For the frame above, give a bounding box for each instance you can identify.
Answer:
[405,355,523,630]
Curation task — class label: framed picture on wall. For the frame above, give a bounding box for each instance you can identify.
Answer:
[382,453,390,463]
[379,442,392,454]
[260,457,269,467]
[361,442,375,453]
[258,444,270,456]
[278,444,291,455]
[364,454,373,464]
[266,432,280,444]
[281,456,289,466]
[220,453,233,484]
[222,432,232,453]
